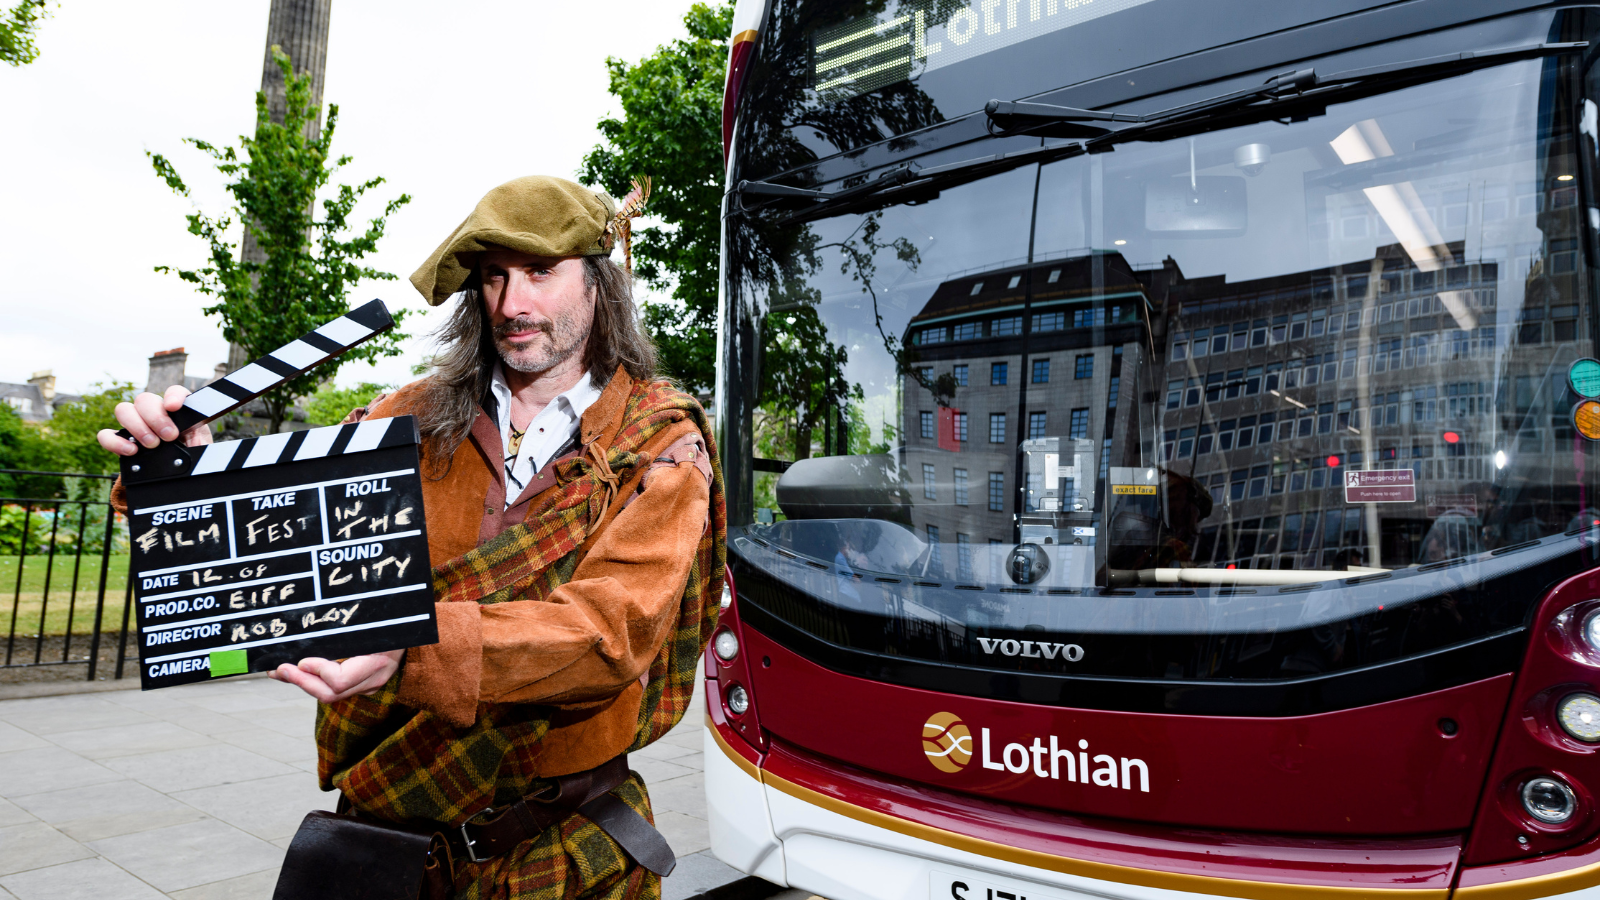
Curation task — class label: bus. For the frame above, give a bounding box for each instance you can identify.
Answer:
[704,1,1600,897]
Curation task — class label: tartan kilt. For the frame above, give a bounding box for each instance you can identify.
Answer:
[314,377,725,899]
[449,772,659,900]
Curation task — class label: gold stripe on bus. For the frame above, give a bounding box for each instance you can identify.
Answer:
[1453,864,1600,900]
[707,714,763,781]
[732,29,758,45]
[706,729,1445,900]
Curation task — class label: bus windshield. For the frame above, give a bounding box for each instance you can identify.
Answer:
[722,40,1600,695]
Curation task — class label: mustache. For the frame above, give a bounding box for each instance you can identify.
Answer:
[492,316,551,341]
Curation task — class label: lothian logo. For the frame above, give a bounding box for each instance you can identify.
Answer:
[919,712,1152,791]
[922,712,973,773]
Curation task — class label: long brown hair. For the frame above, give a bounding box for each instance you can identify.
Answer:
[412,255,657,473]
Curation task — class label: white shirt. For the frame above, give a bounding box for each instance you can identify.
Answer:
[488,365,603,508]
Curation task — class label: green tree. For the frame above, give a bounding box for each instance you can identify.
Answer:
[36,381,135,479]
[0,0,47,67]
[581,3,730,393]
[0,403,53,497]
[305,381,389,427]
[149,48,411,434]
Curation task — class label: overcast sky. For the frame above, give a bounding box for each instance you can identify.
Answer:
[0,0,695,396]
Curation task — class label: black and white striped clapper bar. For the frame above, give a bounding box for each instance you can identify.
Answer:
[120,300,438,690]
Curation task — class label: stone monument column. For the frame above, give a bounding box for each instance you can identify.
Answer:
[229,0,334,373]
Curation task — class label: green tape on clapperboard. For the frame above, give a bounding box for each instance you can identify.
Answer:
[1571,358,1600,398]
[209,649,248,677]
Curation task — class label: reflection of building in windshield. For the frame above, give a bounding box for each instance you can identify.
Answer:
[901,251,1145,581]
[901,225,1589,579]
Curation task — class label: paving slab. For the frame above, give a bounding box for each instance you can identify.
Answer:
[0,857,166,900]
[635,738,699,762]
[168,685,304,717]
[13,780,207,843]
[0,822,95,877]
[44,721,214,760]
[632,753,700,785]
[97,689,200,713]
[646,771,707,816]
[232,704,314,739]
[0,697,155,736]
[208,726,320,772]
[0,722,47,754]
[166,869,279,900]
[88,818,283,894]
[12,780,191,824]
[171,772,337,842]
[657,724,710,752]
[655,809,712,857]
[0,747,122,798]
[57,808,213,845]
[0,799,34,828]
[102,743,298,793]
[141,707,264,738]
[663,850,747,900]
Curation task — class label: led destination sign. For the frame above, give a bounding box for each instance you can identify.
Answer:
[126,417,437,690]
[813,0,1158,102]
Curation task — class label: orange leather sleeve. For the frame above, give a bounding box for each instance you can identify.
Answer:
[397,435,711,725]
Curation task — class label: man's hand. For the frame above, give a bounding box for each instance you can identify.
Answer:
[97,386,213,455]
[271,650,404,704]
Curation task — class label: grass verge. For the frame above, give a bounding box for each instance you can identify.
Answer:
[0,554,131,637]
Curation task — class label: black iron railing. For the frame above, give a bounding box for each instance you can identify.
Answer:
[0,469,133,681]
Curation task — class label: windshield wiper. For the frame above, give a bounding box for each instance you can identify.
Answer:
[734,145,1086,224]
[735,162,922,213]
[989,41,1585,146]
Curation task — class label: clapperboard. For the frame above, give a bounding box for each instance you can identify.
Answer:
[121,301,437,689]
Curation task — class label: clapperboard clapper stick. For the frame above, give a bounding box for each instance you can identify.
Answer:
[120,300,439,689]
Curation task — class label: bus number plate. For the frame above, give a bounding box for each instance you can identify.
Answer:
[931,869,1067,900]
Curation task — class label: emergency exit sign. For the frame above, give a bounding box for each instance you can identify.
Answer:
[1344,469,1415,504]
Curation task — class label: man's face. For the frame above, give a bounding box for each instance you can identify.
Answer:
[479,250,594,375]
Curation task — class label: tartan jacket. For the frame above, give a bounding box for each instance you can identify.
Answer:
[314,367,726,827]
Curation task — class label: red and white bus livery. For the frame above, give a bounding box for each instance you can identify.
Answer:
[706,1,1600,897]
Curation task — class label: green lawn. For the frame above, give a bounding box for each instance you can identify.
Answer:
[0,555,131,637]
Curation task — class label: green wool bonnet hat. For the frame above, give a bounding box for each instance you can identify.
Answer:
[410,174,651,306]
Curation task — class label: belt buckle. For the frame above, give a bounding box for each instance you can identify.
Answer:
[459,807,495,864]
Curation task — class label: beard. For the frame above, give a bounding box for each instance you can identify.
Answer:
[493,310,590,374]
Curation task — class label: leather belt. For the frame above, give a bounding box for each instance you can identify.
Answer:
[442,754,676,877]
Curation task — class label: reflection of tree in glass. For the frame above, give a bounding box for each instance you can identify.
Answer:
[812,213,956,407]
[734,0,971,460]
[740,206,949,462]
[847,397,897,454]
[759,304,860,461]
[734,0,963,185]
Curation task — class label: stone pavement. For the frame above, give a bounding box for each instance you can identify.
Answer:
[0,671,747,899]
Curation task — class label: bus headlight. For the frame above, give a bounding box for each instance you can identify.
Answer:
[1584,609,1600,654]
[727,684,750,716]
[713,629,740,662]
[1523,777,1578,824]
[1558,693,1600,742]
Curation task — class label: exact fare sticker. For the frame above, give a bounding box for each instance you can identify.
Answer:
[1112,485,1157,495]
[1345,469,1416,504]
[1575,399,1600,441]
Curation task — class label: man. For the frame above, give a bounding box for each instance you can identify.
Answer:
[100,175,726,899]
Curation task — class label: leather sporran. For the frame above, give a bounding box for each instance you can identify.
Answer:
[272,810,454,900]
